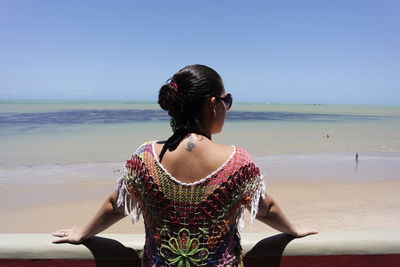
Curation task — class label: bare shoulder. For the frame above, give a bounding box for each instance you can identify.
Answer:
[205,141,234,156]
[188,135,233,155]
[153,135,234,182]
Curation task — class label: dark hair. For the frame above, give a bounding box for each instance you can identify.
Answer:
[157,64,224,162]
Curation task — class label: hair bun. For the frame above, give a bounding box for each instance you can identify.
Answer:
[158,84,181,115]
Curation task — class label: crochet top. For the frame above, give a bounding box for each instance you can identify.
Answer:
[116,141,265,267]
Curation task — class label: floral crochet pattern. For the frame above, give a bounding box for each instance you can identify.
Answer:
[116,141,265,267]
[160,228,209,266]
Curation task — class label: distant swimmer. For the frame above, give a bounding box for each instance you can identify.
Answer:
[356,153,359,163]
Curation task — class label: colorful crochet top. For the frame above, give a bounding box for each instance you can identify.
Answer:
[116,141,265,267]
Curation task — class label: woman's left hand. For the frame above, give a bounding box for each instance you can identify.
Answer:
[290,223,319,238]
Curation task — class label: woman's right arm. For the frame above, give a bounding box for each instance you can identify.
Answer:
[256,194,318,238]
[52,190,126,244]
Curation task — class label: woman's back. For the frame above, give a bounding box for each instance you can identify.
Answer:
[153,134,234,184]
[117,140,264,266]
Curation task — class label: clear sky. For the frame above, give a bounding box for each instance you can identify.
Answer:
[0,0,399,105]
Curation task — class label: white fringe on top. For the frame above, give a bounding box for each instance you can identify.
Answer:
[115,167,141,224]
[237,174,266,232]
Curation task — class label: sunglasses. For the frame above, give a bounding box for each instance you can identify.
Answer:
[216,93,233,110]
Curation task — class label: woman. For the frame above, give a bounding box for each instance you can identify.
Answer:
[52,64,317,266]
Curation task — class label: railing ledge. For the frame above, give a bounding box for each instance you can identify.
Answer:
[1,231,400,266]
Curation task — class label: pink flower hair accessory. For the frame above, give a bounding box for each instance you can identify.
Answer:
[170,82,179,91]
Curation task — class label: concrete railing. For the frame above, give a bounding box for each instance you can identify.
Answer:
[1,231,400,266]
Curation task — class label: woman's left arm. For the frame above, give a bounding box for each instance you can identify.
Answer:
[255,193,318,238]
[52,190,126,244]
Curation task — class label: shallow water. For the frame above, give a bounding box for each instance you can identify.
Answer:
[1,100,399,167]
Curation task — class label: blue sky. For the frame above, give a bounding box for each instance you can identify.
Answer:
[0,0,399,105]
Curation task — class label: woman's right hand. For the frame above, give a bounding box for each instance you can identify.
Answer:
[52,226,87,244]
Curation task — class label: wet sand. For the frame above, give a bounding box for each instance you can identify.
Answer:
[1,153,399,234]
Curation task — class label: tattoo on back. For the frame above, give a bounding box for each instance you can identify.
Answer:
[186,135,196,152]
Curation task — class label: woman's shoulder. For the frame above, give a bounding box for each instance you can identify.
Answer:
[200,142,254,166]
[232,145,255,165]
[209,145,258,179]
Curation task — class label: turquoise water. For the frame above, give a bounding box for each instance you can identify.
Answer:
[1,100,400,167]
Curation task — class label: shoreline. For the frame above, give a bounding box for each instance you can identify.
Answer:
[1,151,399,184]
[3,150,400,168]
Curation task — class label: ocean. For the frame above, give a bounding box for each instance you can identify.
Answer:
[1,100,400,168]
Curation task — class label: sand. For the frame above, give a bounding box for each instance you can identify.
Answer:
[1,153,399,234]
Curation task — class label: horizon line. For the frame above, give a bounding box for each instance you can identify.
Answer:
[1,98,399,107]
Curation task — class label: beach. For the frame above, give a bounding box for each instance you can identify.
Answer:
[1,153,400,234]
[1,100,399,234]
